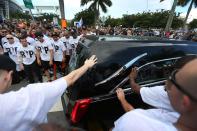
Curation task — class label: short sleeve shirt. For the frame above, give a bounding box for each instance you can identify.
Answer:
[35,40,53,61]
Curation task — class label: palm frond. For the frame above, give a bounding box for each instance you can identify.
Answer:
[177,0,191,7]
[102,0,112,7]
[99,1,107,13]
[194,0,197,7]
[88,1,98,11]
[81,0,93,6]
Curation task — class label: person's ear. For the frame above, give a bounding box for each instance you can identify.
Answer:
[5,71,13,81]
[181,95,192,112]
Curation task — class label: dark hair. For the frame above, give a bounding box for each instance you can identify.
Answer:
[35,31,44,38]
[52,32,59,37]
[19,35,27,40]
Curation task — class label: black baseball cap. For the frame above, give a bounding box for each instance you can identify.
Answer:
[0,55,16,71]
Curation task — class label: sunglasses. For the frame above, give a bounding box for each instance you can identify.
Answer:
[168,70,197,102]
[7,37,14,40]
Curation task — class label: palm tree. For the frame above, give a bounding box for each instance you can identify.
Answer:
[80,0,112,25]
[162,0,178,31]
[178,0,197,28]
[59,0,65,19]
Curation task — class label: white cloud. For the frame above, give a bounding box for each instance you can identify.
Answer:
[180,8,197,23]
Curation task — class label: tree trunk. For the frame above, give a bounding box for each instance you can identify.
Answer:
[183,0,194,28]
[165,0,178,31]
[95,2,100,26]
[59,0,65,19]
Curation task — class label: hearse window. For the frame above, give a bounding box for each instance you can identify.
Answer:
[136,58,179,85]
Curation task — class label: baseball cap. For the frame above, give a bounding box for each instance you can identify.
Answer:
[0,55,16,71]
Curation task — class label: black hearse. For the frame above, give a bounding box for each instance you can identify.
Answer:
[62,36,197,131]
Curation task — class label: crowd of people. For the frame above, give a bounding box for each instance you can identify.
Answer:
[0,19,197,131]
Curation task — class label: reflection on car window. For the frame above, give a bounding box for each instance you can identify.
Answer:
[136,58,178,85]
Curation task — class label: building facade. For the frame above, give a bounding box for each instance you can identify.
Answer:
[0,0,22,19]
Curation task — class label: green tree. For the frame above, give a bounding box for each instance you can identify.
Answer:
[189,19,197,28]
[106,10,183,29]
[35,13,59,22]
[72,9,95,26]
[10,11,31,20]
[105,16,122,27]
[80,0,112,25]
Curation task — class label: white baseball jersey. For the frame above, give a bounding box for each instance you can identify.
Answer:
[26,36,36,46]
[17,44,36,65]
[35,40,53,61]
[3,41,21,64]
[60,36,72,55]
[68,37,80,53]
[51,40,66,62]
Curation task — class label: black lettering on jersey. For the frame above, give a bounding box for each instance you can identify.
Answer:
[71,44,75,48]
[6,48,11,54]
[29,51,34,58]
[44,47,49,54]
[3,42,7,45]
[14,47,18,53]
[55,45,59,52]
[63,42,67,48]
[20,51,26,58]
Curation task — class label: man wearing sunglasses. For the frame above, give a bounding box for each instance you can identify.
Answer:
[113,56,197,131]
[0,54,97,131]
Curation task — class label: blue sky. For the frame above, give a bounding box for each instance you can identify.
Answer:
[17,0,197,22]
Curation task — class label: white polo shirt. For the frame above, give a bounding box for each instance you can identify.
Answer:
[0,78,67,131]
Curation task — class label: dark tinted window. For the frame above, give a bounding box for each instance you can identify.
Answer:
[136,58,179,85]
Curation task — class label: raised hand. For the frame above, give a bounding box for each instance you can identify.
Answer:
[84,55,98,69]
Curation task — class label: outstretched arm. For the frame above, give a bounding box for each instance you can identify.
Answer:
[64,55,97,86]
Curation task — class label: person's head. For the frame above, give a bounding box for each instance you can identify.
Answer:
[64,31,70,39]
[1,28,7,37]
[0,55,16,93]
[19,35,28,47]
[165,55,197,116]
[52,32,59,41]
[35,31,44,42]
[71,30,77,39]
[6,34,15,44]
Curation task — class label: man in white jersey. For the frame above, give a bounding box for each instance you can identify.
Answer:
[18,36,43,83]
[0,54,97,131]
[69,31,81,55]
[1,29,19,48]
[113,56,197,131]
[35,32,54,82]
[3,34,22,83]
[51,32,66,79]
